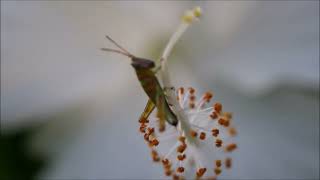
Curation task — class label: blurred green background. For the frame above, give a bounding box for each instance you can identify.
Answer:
[1,1,319,179]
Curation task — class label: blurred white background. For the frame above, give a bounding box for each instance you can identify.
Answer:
[1,1,319,179]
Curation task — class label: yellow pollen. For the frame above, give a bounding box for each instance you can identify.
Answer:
[182,10,194,24]
[193,7,202,18]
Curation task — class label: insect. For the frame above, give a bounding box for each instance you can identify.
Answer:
[101,36,178,127]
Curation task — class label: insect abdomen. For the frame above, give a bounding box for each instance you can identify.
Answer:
[135,69,178,126]
[136,69,159,102]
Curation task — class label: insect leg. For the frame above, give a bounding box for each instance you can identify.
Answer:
[156,91,166,132]
[138,99,155,123]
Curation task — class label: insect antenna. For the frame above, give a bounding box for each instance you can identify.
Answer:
[101,48,132,57]
[102,35,134,58]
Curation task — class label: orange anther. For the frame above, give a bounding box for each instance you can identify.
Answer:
[139,124,146,133]
[178,87,184,94]
[228,127,237,137]
[151,150,160,162]
[139,118,149,123]
[204,92,213,102]
[152,156,160,162]
[218,118,229,127]
[151,139,159,146]
[144,133,150,141]
[215,160,222,167]
[164,164,171,170]
[190,130,198,137]
[211,128,219,137]
[214,102,222,112]
[151,150,158,156]
[188,87,195,94]
[163,161,171,169]
[147,127,155,134]
[199,132,206,140]
[148,142,153,148]
[215,139,223,147]
[178,136,186,143]
[177,144,187,153]
[210,111,218,119]
[177,154,186,161]
[225,158,232,168]
[224,119,230,127]
[225,143,237,152]
[218,118,225,126]
[162,158,170,165]
[177,167,185,173]
[214,167,222,175]
[190,95,196,101]
[165,170,172,176]
[196,168,207,177]
[140,123,146,127]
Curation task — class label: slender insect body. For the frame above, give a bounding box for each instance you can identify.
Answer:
[135,68,178,126]
[102,36,178,126]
